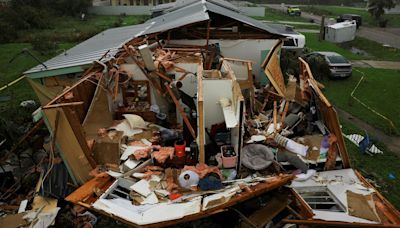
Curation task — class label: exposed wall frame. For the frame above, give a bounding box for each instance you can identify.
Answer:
[299,58,350,168]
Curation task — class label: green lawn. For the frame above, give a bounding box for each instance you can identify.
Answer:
[254,7,320,30]
[0,43,75,121]
[304,33,400,61]
[339,119,400,209]
[301,5,400,27]
[0,15,148,121]
[323,68,400,135]
[16,15,149,43]
[304,33,364,60]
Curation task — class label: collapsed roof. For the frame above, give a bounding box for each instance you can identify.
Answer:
[24,0,284,79]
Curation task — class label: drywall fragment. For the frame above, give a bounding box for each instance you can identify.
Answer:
[18,200,28,213]
[141,192,159,205]
[130,179,151,197]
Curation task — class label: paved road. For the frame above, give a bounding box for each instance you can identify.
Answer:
[263,4,400,49]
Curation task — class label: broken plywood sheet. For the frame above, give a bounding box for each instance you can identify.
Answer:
[43,108,93,184]
[262,40,285,96]
[82,76,113,139]
[27,78,58,106]
[347,191,381,222]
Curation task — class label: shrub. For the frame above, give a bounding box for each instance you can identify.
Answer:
[304,55,331,81]
[31,34,59,54]
[0,21,17,43]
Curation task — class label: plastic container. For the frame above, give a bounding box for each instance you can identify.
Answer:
[221,145,237,168]
[174,140,186,157]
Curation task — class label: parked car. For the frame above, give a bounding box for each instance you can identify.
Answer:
[287,6,301,16]
[336,14,362,28]
[304,52,352,78]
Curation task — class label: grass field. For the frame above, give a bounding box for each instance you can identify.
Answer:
[323,67,400,135]
[0,15,148,120]
[339,119,400,209]
[16,15,149,43]
[0,43,75,120]
[304,33,400,61]
[253,7,320,29]
[301,5,400,27]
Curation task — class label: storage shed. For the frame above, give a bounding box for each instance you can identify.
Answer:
[324,20,356,43]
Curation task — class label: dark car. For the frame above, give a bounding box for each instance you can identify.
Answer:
[304,52,352,78]
[337,14,362,28]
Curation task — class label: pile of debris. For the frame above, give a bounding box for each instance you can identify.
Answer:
[1,0,400,226]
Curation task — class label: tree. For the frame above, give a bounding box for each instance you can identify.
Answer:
[367,0,396,20]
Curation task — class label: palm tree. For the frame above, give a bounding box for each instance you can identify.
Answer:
[367,0,396,20]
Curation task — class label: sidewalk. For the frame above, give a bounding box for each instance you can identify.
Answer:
[351,60,400,70]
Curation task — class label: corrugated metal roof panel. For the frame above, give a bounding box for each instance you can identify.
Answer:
[145,1,209,34]
[25,0,282,77]
[205,2,281,36]
[24,23,151,75]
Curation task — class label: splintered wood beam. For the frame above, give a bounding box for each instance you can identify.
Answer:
[44,72,97,108]
[280,101,290,127]
[113,71,120,101]
[66,176,113,204]
[206,20,211,47]
[124,45,164,95]
[153,71,173,82]
[164,83,196,139]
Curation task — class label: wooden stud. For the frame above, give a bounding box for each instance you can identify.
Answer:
[164,83,196,139]
[197,64,205,164]
[280,101,290,128]
[43,101,84,109]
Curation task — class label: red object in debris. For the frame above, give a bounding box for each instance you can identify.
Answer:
[169,193,182,200]
[174,140,186,158]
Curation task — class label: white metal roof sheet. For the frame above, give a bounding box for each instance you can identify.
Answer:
[25,0,282,76]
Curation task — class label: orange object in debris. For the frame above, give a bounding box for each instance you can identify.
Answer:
[174,140,186,157]
[169,193,182,200]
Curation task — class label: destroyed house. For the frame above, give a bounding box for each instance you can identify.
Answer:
[21,0,400,227]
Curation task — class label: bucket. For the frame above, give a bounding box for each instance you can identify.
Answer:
[174,140,186,157]
[221,145,237,168]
